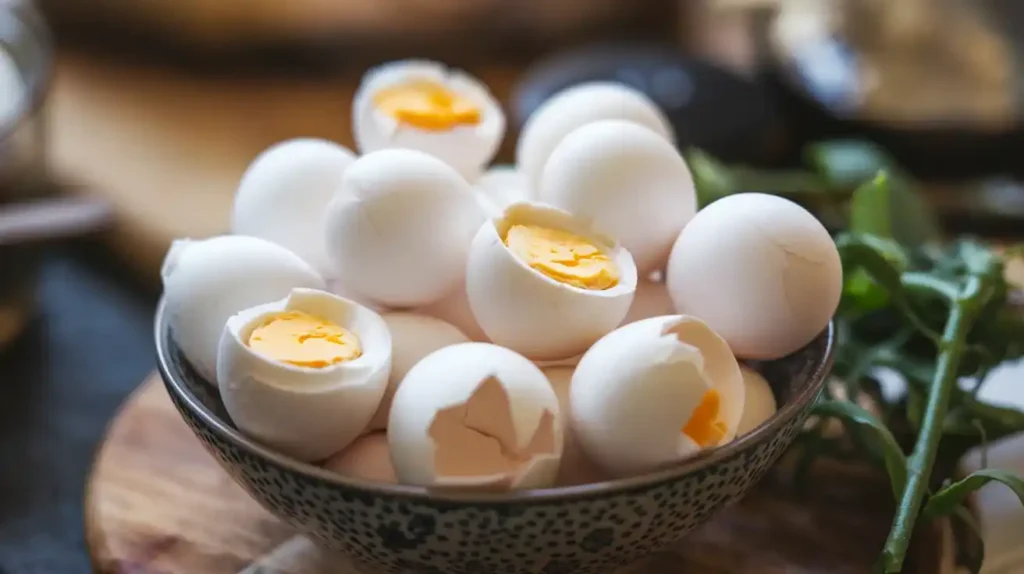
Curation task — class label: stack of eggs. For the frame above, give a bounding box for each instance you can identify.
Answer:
[161,60,843,491]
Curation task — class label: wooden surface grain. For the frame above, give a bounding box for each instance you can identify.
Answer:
[85,374,956,574]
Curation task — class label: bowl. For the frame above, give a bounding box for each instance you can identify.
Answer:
[156,299,835,574]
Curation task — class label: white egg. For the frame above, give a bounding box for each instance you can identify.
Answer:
[473,165,531,214]
[352,59,505,180]
[570,315,745,478]
[324,149,485,308]
[416,286,489,342]
[161,235,325,384]
[666,193,842,360]
[621,273,675,326]
[544,367,608,486]
[466,202,637,361]
[539,120,697,273]
[218,288,391,462]
[736,366,778,436]
[388,342,562,491]
[367,313,470,430]
[231,138,356,277]
[516,82,674,191]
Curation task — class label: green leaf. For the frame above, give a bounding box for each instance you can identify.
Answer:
[850,172,892,237]
[812,400,908,499]
[923,469,1024,519]
[887,178,941,247]
[804,140,898,187]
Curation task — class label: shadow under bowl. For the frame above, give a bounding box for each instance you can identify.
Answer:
[156,299,835,574]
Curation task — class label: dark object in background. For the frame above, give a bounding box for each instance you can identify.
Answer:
[510,43,794,168]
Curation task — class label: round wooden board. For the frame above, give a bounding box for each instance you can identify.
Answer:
[86,374,956,574]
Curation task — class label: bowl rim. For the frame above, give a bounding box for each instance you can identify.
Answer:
[156,297,835,504]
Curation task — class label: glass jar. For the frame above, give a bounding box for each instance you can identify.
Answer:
[0,0,53,351]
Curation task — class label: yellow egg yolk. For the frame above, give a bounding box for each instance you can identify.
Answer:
[247,311,362,368]
[372,80,482,131]
[683,389,728,448]
[504,224,620,290]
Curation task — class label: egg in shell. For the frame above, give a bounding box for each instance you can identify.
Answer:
[218,288,391,462]
[352,59,505,180]
[570,315,745,478]
[736,365,778,436]
[516,81,674,191]
[666,192,842,360]
[323,431,396,484]
[324,148,484,308]
[388,342,563,491]
[231,138,356,277]
[367,313,470,430]
[161,235,325,384]
[544,367,608,487]
[465,202,637,361]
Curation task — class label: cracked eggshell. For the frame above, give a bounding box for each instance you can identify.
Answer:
[666,193,842,360]
[737,366,778,436]
[352,60,505,180]
[570,315,745,478]
[217,288,391,462]
[367,313,470,430]
[539,120,697,273]
[516,82,674,192]
[465,202,637,361]
[544,367,608,486]
[324,149,485,308]
[161,235,325,384]
[387,342,563,491]
[231,138,356,278]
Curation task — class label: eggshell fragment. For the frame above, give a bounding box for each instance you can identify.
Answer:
[323,431,397,484]
[465,202,637,361]
[161,235,325,384]
[570,315,745,477]
[737,366,778,436]
[367,313,470,430]
[217,288,391,462]
[544,367,608,487]
[388,343,563,491]
[666,193,842,360]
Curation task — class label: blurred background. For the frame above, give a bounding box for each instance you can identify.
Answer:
[3,0,1024,571]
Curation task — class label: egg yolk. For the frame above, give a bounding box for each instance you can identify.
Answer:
[373,79,482,131]
[682,389,728,448]
[504,224,620,290]
[247,311,362,368]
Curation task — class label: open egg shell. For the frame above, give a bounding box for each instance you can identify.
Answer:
[324,149,485,308]
[737,365,779,436]
[217,288,391,462]
[570,315,745,478]
[387,342,563,492]
[543,367,609,487]
[352,59,505,181]
[161,235,325,384]
[231,138,356,278]
[367,313,470,430]
[465,202,637,361]
[323,431,396,484]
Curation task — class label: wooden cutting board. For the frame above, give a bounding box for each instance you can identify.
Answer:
[84,374,958,574]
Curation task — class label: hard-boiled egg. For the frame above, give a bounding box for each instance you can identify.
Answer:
[474,165,531,214]
[736,366,778,436]
[231,138,356,277]
[465,202,637,361]
[161,235,325,384]
[324,149,484,308]
[666,193,842,360]
[323,431,396,484]
[388,342,562,491]
[539,120,696,273]
[352,59,504,180]
[544,367,608,487]
[218,288,391,462]
[570,315,745,478]
[516,82,674,191]
[367,313,470,430]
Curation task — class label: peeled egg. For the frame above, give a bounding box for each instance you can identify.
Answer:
[352,59,505,180]
[323,431,396,484]
[231,138,356,277]
[544,367,608,486]
[324,149,484,308]
[516,82,674,190]
[367,313,470,430]
[161,235,325,383]
[539,120,697,273]
[388,342,562,491]
[218,288,391,462]
[666,193,842,360]
[466,202,637,361]
[570,315,745,478]
[474,165,531,214]
[736,366,778,436]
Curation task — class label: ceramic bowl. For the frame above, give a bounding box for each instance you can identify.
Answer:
[156,300,834,574]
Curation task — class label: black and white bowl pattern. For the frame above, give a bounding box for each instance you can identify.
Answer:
[156,302,834,574]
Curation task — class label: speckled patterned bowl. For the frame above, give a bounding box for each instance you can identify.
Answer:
[156,300,834,574]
